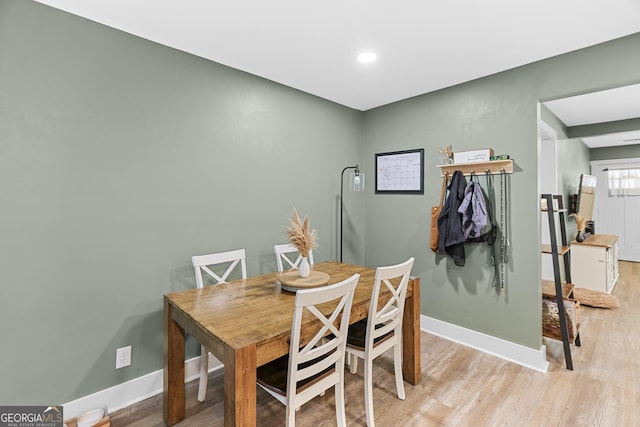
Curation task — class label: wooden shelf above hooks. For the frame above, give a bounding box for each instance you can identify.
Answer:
[437,159,513,177]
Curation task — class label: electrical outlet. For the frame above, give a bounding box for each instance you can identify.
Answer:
[115,345,132,369]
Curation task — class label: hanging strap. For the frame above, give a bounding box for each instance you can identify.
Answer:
[484,170,499,290]
[500,169,510,264]
[499,169,510,298]
[439,172,449,206]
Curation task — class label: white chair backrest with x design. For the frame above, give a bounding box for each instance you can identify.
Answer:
[274,243,314,272]
[192,249,247,288]
[257,273,359,426]
[191,248,247,402]
[346,257,414,427]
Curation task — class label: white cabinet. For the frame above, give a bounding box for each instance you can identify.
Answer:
[571,234,619,293]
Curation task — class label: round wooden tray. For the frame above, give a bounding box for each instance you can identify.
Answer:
[278,270,330,293]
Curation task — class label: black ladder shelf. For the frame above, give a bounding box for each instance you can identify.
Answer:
[541,194,581,370]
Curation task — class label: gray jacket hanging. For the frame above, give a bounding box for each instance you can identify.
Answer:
[458,181,489,240]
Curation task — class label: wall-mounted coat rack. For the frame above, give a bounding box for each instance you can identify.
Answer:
[437,159,513,177]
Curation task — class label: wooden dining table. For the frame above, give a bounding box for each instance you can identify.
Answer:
[163,261,421,426]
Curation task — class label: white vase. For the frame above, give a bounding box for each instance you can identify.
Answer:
[298,256,311,278]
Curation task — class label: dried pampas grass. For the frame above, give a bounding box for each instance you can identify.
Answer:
[287,208,318,257]
[571,213,587,232]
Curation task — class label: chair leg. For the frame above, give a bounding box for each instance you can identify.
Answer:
[285,404,296,427]
[393,343,405,400]
[364,358,375,427]
[197,345,208,402]
[335,381,347,426]
[349,353,358,374]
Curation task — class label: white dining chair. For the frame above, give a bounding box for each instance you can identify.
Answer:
[345,257,415,427]
[274,243,314,272]
[191,248,247,402]
[256,273,359,427]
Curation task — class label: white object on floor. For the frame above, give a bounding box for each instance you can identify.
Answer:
[76,408,104,427]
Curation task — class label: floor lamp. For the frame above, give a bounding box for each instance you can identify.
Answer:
[340,164,364,262]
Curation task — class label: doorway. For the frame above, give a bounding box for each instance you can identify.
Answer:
[591,158,640,262]
[540,121,559,280]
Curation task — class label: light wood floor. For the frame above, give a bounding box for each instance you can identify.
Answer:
[111,261,639,426]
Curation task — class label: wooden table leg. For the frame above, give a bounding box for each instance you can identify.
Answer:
[402,277,421,385]
[163,297,186,426]
[223,344,257,427]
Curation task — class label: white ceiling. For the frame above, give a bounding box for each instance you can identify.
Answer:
[33,0,640,145]
[581,131,640,149]
[544,83,640,148]
[544,84,640,127]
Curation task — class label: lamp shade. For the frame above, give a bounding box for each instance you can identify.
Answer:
[350,171,364,192]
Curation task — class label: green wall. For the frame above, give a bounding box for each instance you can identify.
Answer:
[591,144,640,161]
[2,0,640,408]
[557,138,591,240]
[362,34,640,349]
[540,104,592,239]
[569,117,640,139]
[0,0,364,404]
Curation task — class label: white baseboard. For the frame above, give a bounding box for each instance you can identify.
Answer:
[421,315,549,373]
[62,354,223,420]
[64,318,548,420]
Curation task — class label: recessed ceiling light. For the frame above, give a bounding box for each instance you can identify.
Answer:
[357,52,377,63]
